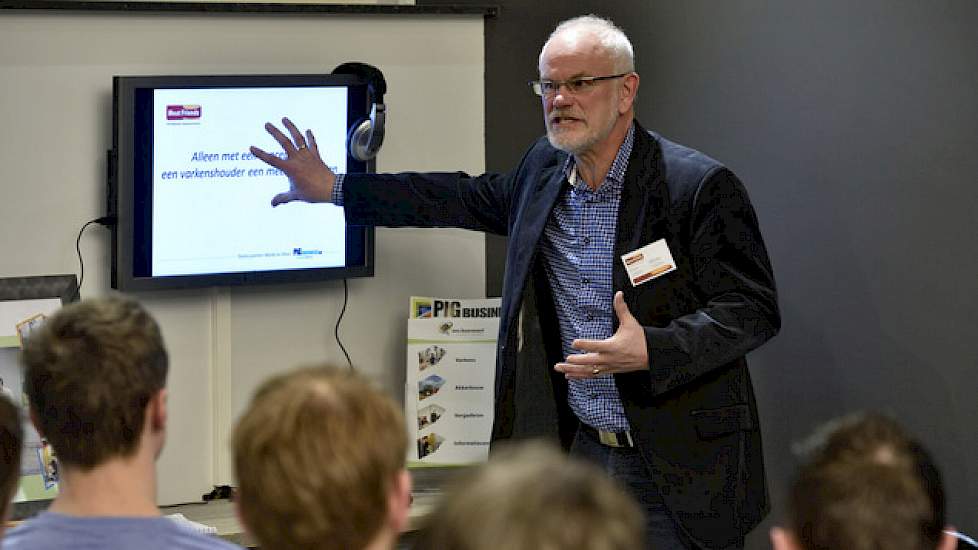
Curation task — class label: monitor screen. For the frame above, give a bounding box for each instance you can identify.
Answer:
[112,74,374,291]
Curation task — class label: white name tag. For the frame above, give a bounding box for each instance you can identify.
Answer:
[620,239,677,287]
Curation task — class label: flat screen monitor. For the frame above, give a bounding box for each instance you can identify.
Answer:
[111,74,374,291]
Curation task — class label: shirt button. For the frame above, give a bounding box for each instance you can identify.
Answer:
[586,314,594,322]
[582,236,590,246]
[582,277,589,285]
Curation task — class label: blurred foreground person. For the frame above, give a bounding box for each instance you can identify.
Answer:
[417,441,644,550]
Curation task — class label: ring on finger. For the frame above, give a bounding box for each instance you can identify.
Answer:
[592,367,600,375]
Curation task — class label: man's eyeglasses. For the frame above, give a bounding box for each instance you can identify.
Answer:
[528,73,630,97]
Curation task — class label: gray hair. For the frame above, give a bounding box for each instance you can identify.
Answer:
[541,15,635,73]
[418,441,644,550]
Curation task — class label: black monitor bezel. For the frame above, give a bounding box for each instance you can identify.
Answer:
[111,73,375,292]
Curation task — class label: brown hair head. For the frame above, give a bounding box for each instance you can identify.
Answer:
[787,413,945,550]
[233,365,407,550]
[20,296,168,469]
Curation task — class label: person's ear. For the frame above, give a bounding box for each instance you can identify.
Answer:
[938,528,959,550]
[618,72,640,114]
[388,469,412,533]
[770,526,800,550]
[149,389,168,432]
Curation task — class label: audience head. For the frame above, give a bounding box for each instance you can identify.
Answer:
[0,395,23,527]
[772,412,956,550]
[20,296,169,471]
[233,365,410,550]
[418,441,644,550]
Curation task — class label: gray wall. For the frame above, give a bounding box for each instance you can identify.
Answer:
[622,1,978,544]
[427,0,978,546]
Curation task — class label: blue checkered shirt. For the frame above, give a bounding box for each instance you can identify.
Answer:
[541,123,635,432]
[332,125,637,432]
[331,174,346,205]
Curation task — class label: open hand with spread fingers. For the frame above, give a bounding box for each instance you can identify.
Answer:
[250,117,337,206]
[554,291,650,380]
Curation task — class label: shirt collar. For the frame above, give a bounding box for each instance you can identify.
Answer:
[563,121,635,193]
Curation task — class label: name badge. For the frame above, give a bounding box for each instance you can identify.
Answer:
[621,239,676,287]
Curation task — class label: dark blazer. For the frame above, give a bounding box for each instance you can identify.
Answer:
[344,121,780,548]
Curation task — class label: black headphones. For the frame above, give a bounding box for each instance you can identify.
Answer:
[332,62,386,162]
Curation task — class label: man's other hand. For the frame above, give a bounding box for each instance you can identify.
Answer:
[250,117,336,206]
[555,291,650,380]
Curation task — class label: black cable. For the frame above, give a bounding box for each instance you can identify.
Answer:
[71,219,100,301]
[335,278,353,370]
[70,216,115,301]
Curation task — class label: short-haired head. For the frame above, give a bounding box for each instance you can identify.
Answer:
[0,395,23,522]
[418,441,644,550]
[782,412,947,550]
[233,365,408,550]
[540,15,634,74]
[20,296,168,470]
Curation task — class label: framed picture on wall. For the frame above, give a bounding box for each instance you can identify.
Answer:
[0,274,78,519]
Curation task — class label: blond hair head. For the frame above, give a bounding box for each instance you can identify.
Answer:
[233,365,408,550]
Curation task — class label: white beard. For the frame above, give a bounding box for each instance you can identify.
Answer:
[546,100,619,155]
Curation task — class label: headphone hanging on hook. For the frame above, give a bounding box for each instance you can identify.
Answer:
[332,62,387,162]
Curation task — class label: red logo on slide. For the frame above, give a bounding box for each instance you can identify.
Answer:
[166,105,202,120]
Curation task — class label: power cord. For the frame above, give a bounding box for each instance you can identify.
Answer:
[71,216,351,371]
[71,216,115,301]
[335,278,353,370]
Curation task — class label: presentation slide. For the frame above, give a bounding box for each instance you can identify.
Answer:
[151,87,348,277]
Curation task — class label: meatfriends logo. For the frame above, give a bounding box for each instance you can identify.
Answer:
[166,105,202,121]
